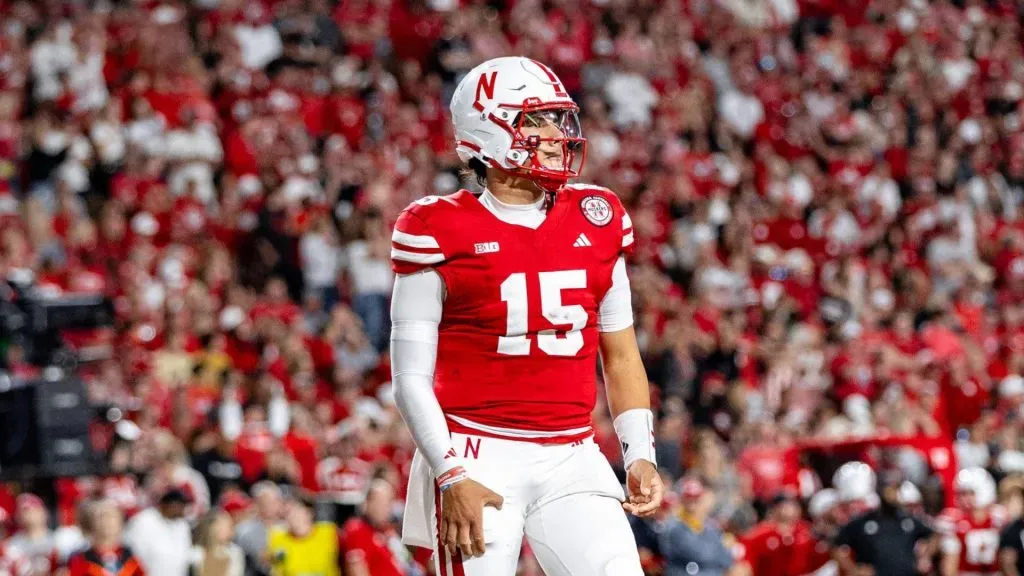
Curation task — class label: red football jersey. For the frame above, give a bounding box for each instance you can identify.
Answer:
[390,185,634,441]
[0,544,28,576]
[736,521,816,576]
[937,506,1007,575]
[339,517,413,576]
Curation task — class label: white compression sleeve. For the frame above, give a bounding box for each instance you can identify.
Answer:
[390,270,461,477]
[597,256,634,332]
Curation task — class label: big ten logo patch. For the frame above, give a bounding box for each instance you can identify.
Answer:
[474,242,500,254]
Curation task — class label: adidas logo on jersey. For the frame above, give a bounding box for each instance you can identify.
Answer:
[573,233,592,247]
[475,241,500,254]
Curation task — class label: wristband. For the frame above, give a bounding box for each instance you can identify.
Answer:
[614,408,657,471]
[437,466,469,492]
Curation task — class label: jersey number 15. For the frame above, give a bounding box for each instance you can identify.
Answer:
[498,270,587,357]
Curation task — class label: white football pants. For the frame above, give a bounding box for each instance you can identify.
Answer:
[402,432,644,576]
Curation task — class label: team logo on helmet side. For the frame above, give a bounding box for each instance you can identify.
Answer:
[580,195,612,227]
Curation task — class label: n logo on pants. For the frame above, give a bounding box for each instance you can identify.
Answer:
[464,437,481,459]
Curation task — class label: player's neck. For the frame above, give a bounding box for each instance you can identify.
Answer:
[487,178,544,206]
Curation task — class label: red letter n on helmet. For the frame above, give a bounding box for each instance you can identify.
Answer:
[473,71,498,112]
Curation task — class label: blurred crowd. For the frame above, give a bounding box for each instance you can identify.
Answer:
[0,0,1023,573]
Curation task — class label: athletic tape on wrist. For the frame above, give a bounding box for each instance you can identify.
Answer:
[613,408,657,471]
[437,466,469,492]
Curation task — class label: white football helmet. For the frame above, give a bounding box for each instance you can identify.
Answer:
[833,461,876,503]
[955,467,996,509]
[898,481,922,505]
[449,56,585,190]
[808,488,839,519]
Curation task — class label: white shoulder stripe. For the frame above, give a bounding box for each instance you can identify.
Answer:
[566,183,611,192]
[392,230,440,249]
[391,248,445,265]
[622,213,633,230]
[622,232,634,247]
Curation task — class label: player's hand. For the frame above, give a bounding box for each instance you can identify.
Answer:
[440,478,504,559]
[623,459,663,517]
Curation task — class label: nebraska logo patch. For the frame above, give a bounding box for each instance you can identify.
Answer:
[580,195,612,227]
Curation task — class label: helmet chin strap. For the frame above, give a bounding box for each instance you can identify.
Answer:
[519,175,556,209]
[518,167,563,208]
[543,188,558,210]
[521,150,570,195]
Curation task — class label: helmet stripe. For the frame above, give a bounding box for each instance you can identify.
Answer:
[528,59,567,98]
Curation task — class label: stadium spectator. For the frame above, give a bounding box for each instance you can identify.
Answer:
[833,470,936,576]
[735,490,815,576]
[341,208,392,353]
[191,510,245,576]
[339,479,418,576]
[736,421,799,511]
[66,501,143,576]
[1001,502,1024,576]
[316,419,373,525]
[659,478,735,576]
[5,495,57,576]
[0,511,28,576]
[687,428,754,528]
[144,435,211,522]
[122,489,192,576]
[266,498,339,576]
[234,482,283,576]
[191,430,247,506]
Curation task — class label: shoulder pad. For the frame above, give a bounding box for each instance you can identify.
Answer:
[564,182,615,194]
[563,183,633,250]
[391,193,466,274]
[401,193,464,221]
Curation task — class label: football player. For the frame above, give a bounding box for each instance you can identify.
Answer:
[389,56,662,576]
[938,467,1005,576]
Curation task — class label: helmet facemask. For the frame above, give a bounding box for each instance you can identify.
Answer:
[474,98,586,191]
[509,103,585,189]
